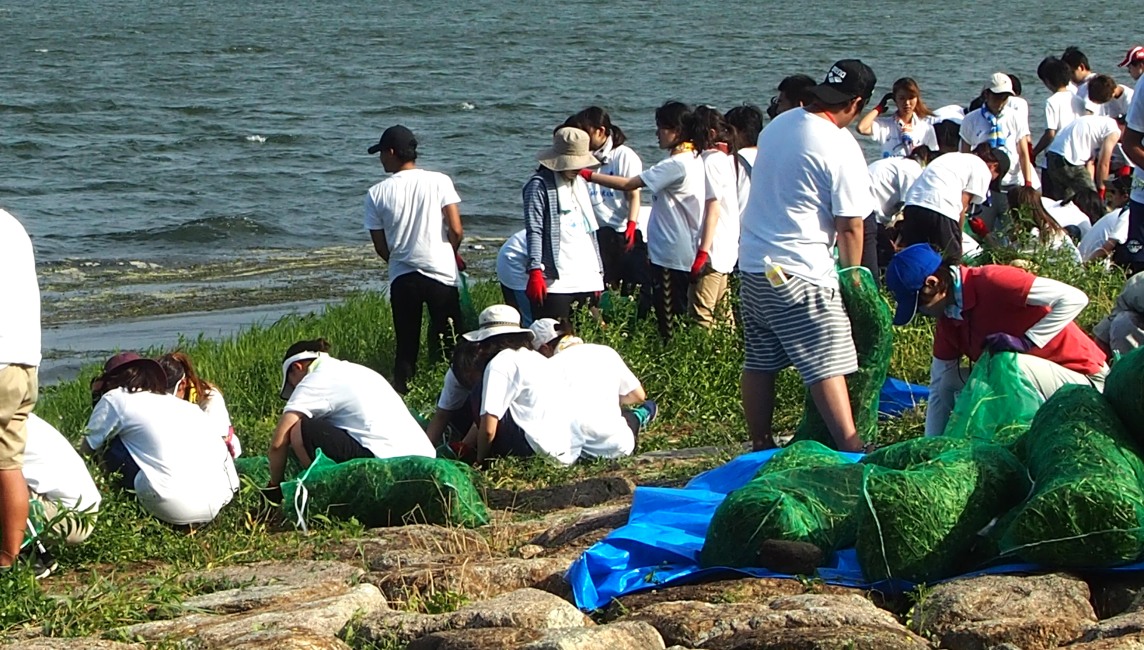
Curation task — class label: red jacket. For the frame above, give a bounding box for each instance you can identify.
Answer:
[933,265,1106,375]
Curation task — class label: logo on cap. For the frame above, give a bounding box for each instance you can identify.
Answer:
[827,66,847,84]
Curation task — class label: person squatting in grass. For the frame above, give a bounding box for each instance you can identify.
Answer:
[83,352,238,527]
[583,101,705,339]
[528,317,656,459]
[157,351,242,458]
[737,59,876,454]
[23,414,100,546]
[364,125,465,395]
[522,127,605,322]
[264,338,435,499]
[886,243,1109,438]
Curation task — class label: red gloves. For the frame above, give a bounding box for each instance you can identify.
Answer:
[578,168,594,181]
[968,217,989,238]
[623,221,638,251]
[455,252,467,272]
[1099,187,1107,202]
[526,269,547,304]
[690,251,710,280]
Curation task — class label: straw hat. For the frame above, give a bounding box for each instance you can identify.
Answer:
[536,127,600,172]
[462,305,534,342]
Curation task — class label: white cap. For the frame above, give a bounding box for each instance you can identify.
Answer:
[461,304,534,342]
[528,318,561,350]
[985,72,1014,95]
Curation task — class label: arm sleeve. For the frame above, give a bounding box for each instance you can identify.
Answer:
[439,174,461,207]
[868,117,890,143]
[925,357,961,437]
[479,355,516,419]
[363,192,384,232]
[919,122,939,150]
[1044,97,1060,131]
[965,161,991,205]
[522,177,547,272]
[614,146,644,177]
[436,369,470,411]
[703,154,725,202]
[640,157,685,194]
[1024,276,1089,347]
[84,396,120,450]
[283,379,331,420]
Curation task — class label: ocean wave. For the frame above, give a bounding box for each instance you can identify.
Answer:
[92,215,283,245]
[219,45,272,54]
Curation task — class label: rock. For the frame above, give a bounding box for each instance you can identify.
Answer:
[1089,575,1144,619]
[623,594,915,649]
[330,524,490,567]
[115,583,385,647]
[632,446,726,466]
[3,641,144,650]
[222,631,353,649]
[179,560,364,591]
[911,573,1097,649]
[721,625,929,649]
[1069,633,1144,648]
[182,581,349,615]
[354,587,591,646]
[753,539,825,575]
[366,555,573,605]
[485,476,635,513]
[527,504,631,550]
[517,544,545,559]
[604,577,867,621]
[1081,610,1144,642]
[406,621,665,650]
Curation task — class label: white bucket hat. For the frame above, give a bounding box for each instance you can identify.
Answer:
[462,305,534,342]
[537,127,601,172]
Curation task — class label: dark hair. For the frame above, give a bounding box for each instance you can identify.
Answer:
[724,104,764,151]
[968,95,984,112]
[1005,74,1023,96]
[687,105,729,151]
[1037,56,1071,90]
[933,120,962,152]
[777,74,816,105]
[891,78,932,118]
[1067,189,1106,224]
[465,332,535,382]
[908,145,934,166]
[1008,186,1065,243]
[1109,173,1133,195]
[157,351,212,407]
[450,339,483,389]
[90,366,165,406]
[1062,46,1090,72]
[565,106,627,147]
[283,337,331,362]
[654,101,692,148]
[1088,75,1117,104]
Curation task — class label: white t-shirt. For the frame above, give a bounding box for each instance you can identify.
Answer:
[734,148,758,218]
[436,368,470,411]
[496,229,528,291]
[641,151,705,271]
[1044,90,1082,133]
[1048,115,1120,165]
[589,138,643,231]
[201,388,241,458]
[1083,84,1135,117]
[903,153,991,222]
[1128,80,1144,205]
[960,103,1032,187]
[85,389,238,508]
[24,414,101,513]
[739,109,873,286]
[0,209,41,367]
[868,157,923,223]
[547,175,603,294]
[868,113,939,158]
[1041,197,1093,238]
[285,356,435,459]
[549,343,641,459]
[363,168,461,287]
[480,347,577,465]
[701,149,741,273]
[1078,207,1130,261]
[928,105,966,124]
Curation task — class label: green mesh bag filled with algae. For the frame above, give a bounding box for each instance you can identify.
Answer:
[999,385,1144,567]
[942,351,1044,446]
[1104,346,1144,445]
[755,440,851,478]
[855,443,1029,582]
[700,463,866,569]
[861,436,974,470]
[791,266,892,449]
[281,450,489,529]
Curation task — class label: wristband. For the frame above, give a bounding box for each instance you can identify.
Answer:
[578,168,594,181]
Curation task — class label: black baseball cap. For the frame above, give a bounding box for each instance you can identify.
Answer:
[367,125,417,155]
[807,59,877,105]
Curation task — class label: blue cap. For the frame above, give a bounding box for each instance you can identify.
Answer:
[885,244,944,326]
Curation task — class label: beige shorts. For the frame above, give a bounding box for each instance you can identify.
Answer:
[0,365,38,470]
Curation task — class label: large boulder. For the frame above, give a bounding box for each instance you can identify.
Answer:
[405,621,665,650]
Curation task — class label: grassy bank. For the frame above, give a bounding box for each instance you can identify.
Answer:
[4,247,1127,636]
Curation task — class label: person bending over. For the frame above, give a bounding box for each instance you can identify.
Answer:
[24,414,100,545]
[157,351,241,458]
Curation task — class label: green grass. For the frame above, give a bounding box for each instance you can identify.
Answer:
[8,250,1127,637]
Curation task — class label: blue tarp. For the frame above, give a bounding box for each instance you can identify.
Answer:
[566,379,1144,611]
[878,377,927,417]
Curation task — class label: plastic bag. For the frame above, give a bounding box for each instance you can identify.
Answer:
[942,351,1044,446]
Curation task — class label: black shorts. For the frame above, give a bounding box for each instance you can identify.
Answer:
[300,418,375,464]
[899,205,963,261]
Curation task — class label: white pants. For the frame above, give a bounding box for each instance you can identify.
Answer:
[1097,311,1144,357]
[927,354,1108,437]
[135,473,236,526]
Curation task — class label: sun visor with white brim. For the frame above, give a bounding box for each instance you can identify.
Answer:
[280,351,324,400]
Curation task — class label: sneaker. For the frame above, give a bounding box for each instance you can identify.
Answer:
[14,546,51,579]
[35,544,58,575]
[635,399,658,430]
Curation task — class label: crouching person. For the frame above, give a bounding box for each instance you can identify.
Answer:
[886,244,1109,437]
[266,339,436,494]
[24,414,100,544]
[529,318,656,459]
[82,352,238,526]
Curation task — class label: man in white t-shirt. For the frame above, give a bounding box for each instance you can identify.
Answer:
[0,208,41,572]
[24,414,100,545]
[365,125,464,395]
[1086,75,1135,118]
[265,339,435,495]
[1115,73,1144,274]
[1033,56,1083,199]
[1046,115,1125,202]
[1063,46,1098,99]
[898,149,1007,259]
[960,73,1036,218]
[738,59,876,453]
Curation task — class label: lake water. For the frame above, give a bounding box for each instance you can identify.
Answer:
[0,0,1136,371]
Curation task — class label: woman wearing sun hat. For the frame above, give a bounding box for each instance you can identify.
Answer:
[82,352,239,526]
[522,127,605,322]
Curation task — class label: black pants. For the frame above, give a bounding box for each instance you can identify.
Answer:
[529,291,595,321]
[103,438,141,490]
[466,379,534,459]
[861,214,880,285]
[300,418,375,464]
[1115,200,1144,274]
[899,205,963,261]
[597,227,627,288]
[391,272,463,394]
[650,264,691,339]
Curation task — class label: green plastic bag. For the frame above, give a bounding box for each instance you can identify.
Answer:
[943,351,1044,447]
[791,266,893,448]
[458,271,479,332]
[281,449,489,529]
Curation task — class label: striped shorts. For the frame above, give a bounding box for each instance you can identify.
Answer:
[740,271,858,385]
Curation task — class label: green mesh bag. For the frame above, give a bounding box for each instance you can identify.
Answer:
[700,463,866,569]
[281,450,489,529]
[1104,346,1144,445]
[791,266,893,448]
[999,385,1144,567]
[861,436,974,470]
[855,443,1029,583]
[458,271,479,332]
[943,351,1044,446]
[754,440,851,478]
